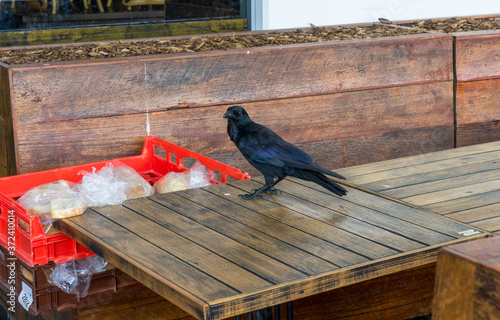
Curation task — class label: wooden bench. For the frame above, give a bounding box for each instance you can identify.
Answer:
[337,140,500,235]
[55,176,486,320]
[335,141,500,319]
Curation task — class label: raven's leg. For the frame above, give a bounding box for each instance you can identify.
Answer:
[256,176,284,194]
[240,175,275,199]
[241,176,285,199]
[266,176,284,193]
[239,184,270,199]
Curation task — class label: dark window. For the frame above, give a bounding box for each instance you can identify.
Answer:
[0,0,244,32]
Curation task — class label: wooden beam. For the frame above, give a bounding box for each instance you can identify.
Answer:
[433,236,500,320]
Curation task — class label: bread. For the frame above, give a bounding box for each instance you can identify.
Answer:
[155,171,190,194]
[113,165,154,199]
[50,198,86,219]
[125,183,152,199]
[19,180,81,230]
[27,204,51,221]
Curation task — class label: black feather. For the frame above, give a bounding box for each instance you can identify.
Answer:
[223,106,348,199]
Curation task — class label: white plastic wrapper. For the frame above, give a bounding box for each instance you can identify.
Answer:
[17,180,85,232]
[49,256,107,298]
[76,162,154,207]
[154,161,215,194]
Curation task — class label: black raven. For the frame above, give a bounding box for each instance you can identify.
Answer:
[223,106,347,199]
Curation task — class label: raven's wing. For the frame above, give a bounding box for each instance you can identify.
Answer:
[238,124,313,168]
[239,123,346,180]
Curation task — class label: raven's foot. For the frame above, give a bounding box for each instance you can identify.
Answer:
[239,193,269,200]
[266,188,282,195]
[250,187,282,195]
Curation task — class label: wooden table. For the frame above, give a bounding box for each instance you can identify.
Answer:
[338,140,500,235]
[432,236,500,320]
[55,176,487,320]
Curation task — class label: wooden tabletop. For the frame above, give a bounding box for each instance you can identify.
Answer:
[337,140,500,235]
[55,176,487,320]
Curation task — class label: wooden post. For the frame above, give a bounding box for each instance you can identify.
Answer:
[433,236,500,320]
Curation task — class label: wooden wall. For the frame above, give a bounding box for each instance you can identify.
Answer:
[455,30,500,147]
[0,64,16,177]
[2,33,454,176]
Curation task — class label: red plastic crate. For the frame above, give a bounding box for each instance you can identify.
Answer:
[0,136,250,267]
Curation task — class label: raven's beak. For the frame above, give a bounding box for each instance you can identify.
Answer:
[223,111,230,119]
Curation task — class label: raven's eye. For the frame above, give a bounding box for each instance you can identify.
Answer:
[234,111,240,116]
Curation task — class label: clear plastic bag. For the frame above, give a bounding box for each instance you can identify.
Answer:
[17,180,85,233]
[76,161,154,207]
[189,161,215,188]
[154,161,214,194]
[49,256,108,298]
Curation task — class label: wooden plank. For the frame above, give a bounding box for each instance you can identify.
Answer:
[14,82,454,174]
[361,159,500,196]
[150,191,367,268]
[0,66,17,176]
[455,31,500,81]
[424,189,500,215]
[293,264,436,320]
[401,179,500,206]
[338,140,500,179]
[456,79,500,125]
[127,193,341,275]
[0,117,6,168]
[344,148,500,186]
[121,197,309,284]
[272,178,478,240]
[11,34,452,122]
[171,184,400,261]
[231,178,471,246]
[220,179,425,253]
[86,204,273,292]
[456,121,500,147]
[447,203,500,223]
[55,210,236,320]
[0,165,7,178]
[471,216,500,234]
[13,76,453,131]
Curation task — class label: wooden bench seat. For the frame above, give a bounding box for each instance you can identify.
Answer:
[337,140,500,235]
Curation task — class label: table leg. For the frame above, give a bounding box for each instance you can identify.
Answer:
[239,303,293,320]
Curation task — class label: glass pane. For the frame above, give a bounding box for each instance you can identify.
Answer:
[0,0,244,32]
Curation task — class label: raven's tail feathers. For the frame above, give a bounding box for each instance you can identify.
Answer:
[322,169,346,180]
[294,170,348,196]
[310,165,346,180]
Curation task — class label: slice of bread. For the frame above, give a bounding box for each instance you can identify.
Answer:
[50,198,86,219]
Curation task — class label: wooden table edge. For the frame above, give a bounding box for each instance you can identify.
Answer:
[205,233,488,320]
